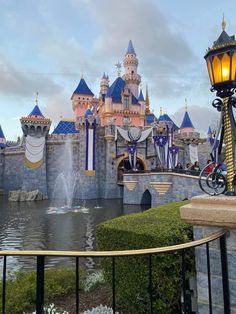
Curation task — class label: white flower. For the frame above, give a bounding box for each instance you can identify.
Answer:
[83,304,121,314]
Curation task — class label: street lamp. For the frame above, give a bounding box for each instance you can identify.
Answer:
[204,17,236,195]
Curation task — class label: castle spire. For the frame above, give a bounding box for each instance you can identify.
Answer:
[222,13,226,31]
[115,61,122,77]
[185,98,188,111]
[145,85,150,114]
[126,40,136,55]
[35,91,39,105]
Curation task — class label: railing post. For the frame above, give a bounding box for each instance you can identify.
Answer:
[76,257,79,314]
[220,234,230,314]
[148,254,153,314]
[36,256,45,314]
[112,257,116,314]
[2,256,6,314]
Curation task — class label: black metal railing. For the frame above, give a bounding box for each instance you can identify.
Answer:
[0,230,228,314]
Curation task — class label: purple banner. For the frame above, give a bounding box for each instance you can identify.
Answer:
[169,146,179,155]
[153,135,168,147]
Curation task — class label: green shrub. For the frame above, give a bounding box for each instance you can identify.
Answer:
[0,267,85,314]
[96,200,193,314]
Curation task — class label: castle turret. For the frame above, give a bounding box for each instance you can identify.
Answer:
[72,77,94,119]
[20,95,51,197]
[100,73,109,97]
[122,40,141,98]
[180,100,195,133]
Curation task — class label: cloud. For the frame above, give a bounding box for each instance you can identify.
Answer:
[43,92,74,126]
[78,0,198,98]
[0,55,61,97]
[170,105,220,136]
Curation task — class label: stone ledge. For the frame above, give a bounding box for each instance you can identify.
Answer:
[181,194,236,228]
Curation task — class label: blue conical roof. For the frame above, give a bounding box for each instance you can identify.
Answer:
[158,114,179,130]
[102,72,106,79]
[180,111,194,129]
[126,40,136,55]
[0,125,6,148]
[28,105,44,117]
[73,78,94,96]
[138,89,144,101]
[106,77,125,103]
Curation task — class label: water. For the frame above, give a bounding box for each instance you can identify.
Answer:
[51,138,78,208]
[0,196,148,272]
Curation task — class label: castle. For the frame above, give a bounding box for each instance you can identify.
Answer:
[0,41,210,201]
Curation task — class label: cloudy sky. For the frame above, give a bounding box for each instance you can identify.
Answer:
[0,0,235,140]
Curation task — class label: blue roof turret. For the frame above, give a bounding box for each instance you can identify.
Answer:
[126,40,136,55]
[102,72,106,79]
[0,125,6,148]
[138,89,144,102]
[106,77,125,103]
[28,105,44,117]
[73,78,94,96]
[180,111,194,129]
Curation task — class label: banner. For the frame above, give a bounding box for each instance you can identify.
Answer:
[189,144,198,164]
[85,119,96,176]
[25,135,45,169]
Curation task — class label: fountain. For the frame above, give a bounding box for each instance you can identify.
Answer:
[50,137,78,212]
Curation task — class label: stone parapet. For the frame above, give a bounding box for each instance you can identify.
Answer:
[180,195,236,313]
[181,194,236,228]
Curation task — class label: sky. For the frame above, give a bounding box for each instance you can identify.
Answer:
[0,0,235,140]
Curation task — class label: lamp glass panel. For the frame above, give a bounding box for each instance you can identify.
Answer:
[221,53,230,81]
[231,51,236,81]
[207,59,214,84]
[212,56,222,83]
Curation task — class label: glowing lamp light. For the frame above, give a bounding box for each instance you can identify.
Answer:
[205,48,236,97]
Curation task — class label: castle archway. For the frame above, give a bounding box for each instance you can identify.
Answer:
[117,154,146,181]
[141,189,152,206]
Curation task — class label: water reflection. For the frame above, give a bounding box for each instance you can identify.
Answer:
[0,197,148,272]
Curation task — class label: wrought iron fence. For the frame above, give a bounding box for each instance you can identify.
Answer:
[0,230,228,314]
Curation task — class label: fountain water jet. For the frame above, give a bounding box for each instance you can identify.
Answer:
[51,137,78,209]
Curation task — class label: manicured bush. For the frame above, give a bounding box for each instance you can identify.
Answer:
[96,200,193,314]
[0,267,85,314]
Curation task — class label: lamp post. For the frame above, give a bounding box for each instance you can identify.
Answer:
[204,17,236,195]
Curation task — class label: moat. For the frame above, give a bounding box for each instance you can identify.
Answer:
[0,196,148,272]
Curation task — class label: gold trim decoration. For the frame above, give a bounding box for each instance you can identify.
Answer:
[123,181,138,191]
[0,230,225,257]
[85,170,95,176]
[24,158,43,169]
[150,182,172,195]
[223,97,234,193]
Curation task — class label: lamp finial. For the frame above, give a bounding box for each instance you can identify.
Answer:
[160,106,163,116]
[222,13,226,31]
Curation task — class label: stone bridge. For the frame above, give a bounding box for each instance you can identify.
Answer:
[123,172,203,207]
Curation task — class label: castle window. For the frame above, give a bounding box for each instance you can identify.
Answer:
[131,70,134,74]
[124,96,129,109]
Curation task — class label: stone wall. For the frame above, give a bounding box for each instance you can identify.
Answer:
[181,195,236,314]
[123,172,203,207]
[3,150,24,191]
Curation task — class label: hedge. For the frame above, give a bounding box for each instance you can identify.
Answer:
[0,267,85,314]
[96,200,193,314]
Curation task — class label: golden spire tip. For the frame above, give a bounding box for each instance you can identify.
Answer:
[222,13,226,31]
[160,106,163,115]
[185,98,187,111]
[35,91,39,105]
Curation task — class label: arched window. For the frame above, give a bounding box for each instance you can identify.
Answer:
[124,96,129,109]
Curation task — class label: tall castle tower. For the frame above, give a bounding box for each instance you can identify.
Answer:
[72,77,94,118]
[122,40,141,98]
[20,97,51,197]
